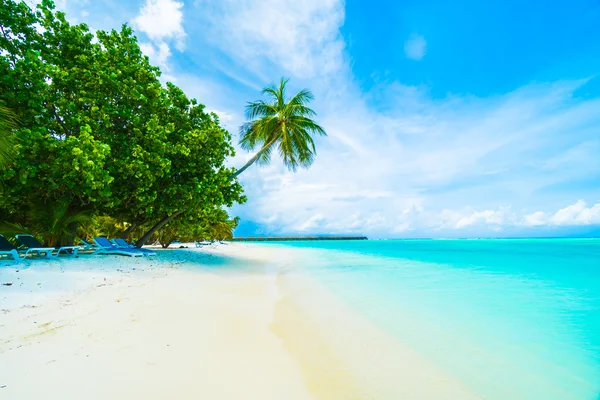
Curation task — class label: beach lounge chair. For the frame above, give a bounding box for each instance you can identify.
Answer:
[0,234,21,263]
[15,234,80,258]
[16,234,80,258]
[111,238,157,257]
[78,238,98,251]
[93,237,145,258]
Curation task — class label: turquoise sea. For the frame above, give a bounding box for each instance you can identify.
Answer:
[266,239,600,400]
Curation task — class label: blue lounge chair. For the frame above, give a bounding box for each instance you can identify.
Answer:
[0,234,21,263]
[15,234,80,258]
[78,238,98,251]
[93,237,145,258]
[111,238,157,257]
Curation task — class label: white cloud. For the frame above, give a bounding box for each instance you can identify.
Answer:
[192,0,345,79]
[139,41,171,71]
[133,0,186,49]
[298,214,326,232]
[132,0,186,74]
[550,200,600,226]
[206,109,236,123]
[455,209,507,229]
[522,212,547,227]
[404,34,427,60]
[521,201,600,227]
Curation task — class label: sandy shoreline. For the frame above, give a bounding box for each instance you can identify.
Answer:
[0,243,479,399]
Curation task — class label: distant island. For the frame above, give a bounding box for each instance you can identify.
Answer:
[232,236,368,241]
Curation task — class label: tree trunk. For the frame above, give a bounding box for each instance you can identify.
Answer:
[228,136,279,181]
[66,222,78,246]
[120,222,140,239]
[161,242,171,249]
[135,211,183,248]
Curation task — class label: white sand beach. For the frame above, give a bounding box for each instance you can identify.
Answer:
[0,243,480,399]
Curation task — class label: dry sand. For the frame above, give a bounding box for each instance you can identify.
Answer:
[0,243,480,399]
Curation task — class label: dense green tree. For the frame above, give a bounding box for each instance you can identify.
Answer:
[0,0,114,216]
[0,0,244,246]
[132,83,244,247]
[231,77,327,179]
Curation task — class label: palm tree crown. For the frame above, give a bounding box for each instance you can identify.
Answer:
[231,77,326,179]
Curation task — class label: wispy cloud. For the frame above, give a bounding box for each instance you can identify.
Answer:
[190,0,346,80]
[521,200,600,227]
[139,41,171,71]
[404,34,427,60]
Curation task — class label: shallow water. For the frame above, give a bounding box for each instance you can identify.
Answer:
[263,239,600,400]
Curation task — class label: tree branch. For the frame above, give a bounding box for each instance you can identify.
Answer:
[0,26,17,68]
[52,104,70,137]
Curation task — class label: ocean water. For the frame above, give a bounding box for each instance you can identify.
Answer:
[266,239,600,400]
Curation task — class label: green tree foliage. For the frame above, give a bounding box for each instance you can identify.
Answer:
[232,77,327,179]
[0,201,93,247]
[0,0,244,246]
[0,106,19,168]
[156,208,239,248]
[77,216,126,243]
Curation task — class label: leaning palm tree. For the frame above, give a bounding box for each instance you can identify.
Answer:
[0,106,19,168]
[230,77,326,179]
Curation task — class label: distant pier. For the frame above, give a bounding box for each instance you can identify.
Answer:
[231,236,368,242]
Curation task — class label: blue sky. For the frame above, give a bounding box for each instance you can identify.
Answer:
[48,0,600,238]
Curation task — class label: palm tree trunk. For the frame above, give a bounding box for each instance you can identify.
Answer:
[228,136,278,180]
[121,219,149,239]
[135,211,183,248]
[120,221,144,239]
[66,222,78,246]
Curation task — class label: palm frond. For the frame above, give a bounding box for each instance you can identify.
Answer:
[255,141,274,166]
[285,104,317,118]
[286,88,314,108]
[261,84,281,105]
[233,77,326,178]
[244,100,277,121]
[277,77,289,109]
[28,202,94,246]
[289,116,327,136]
[238,122,258,151]
[0,221,33,239]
